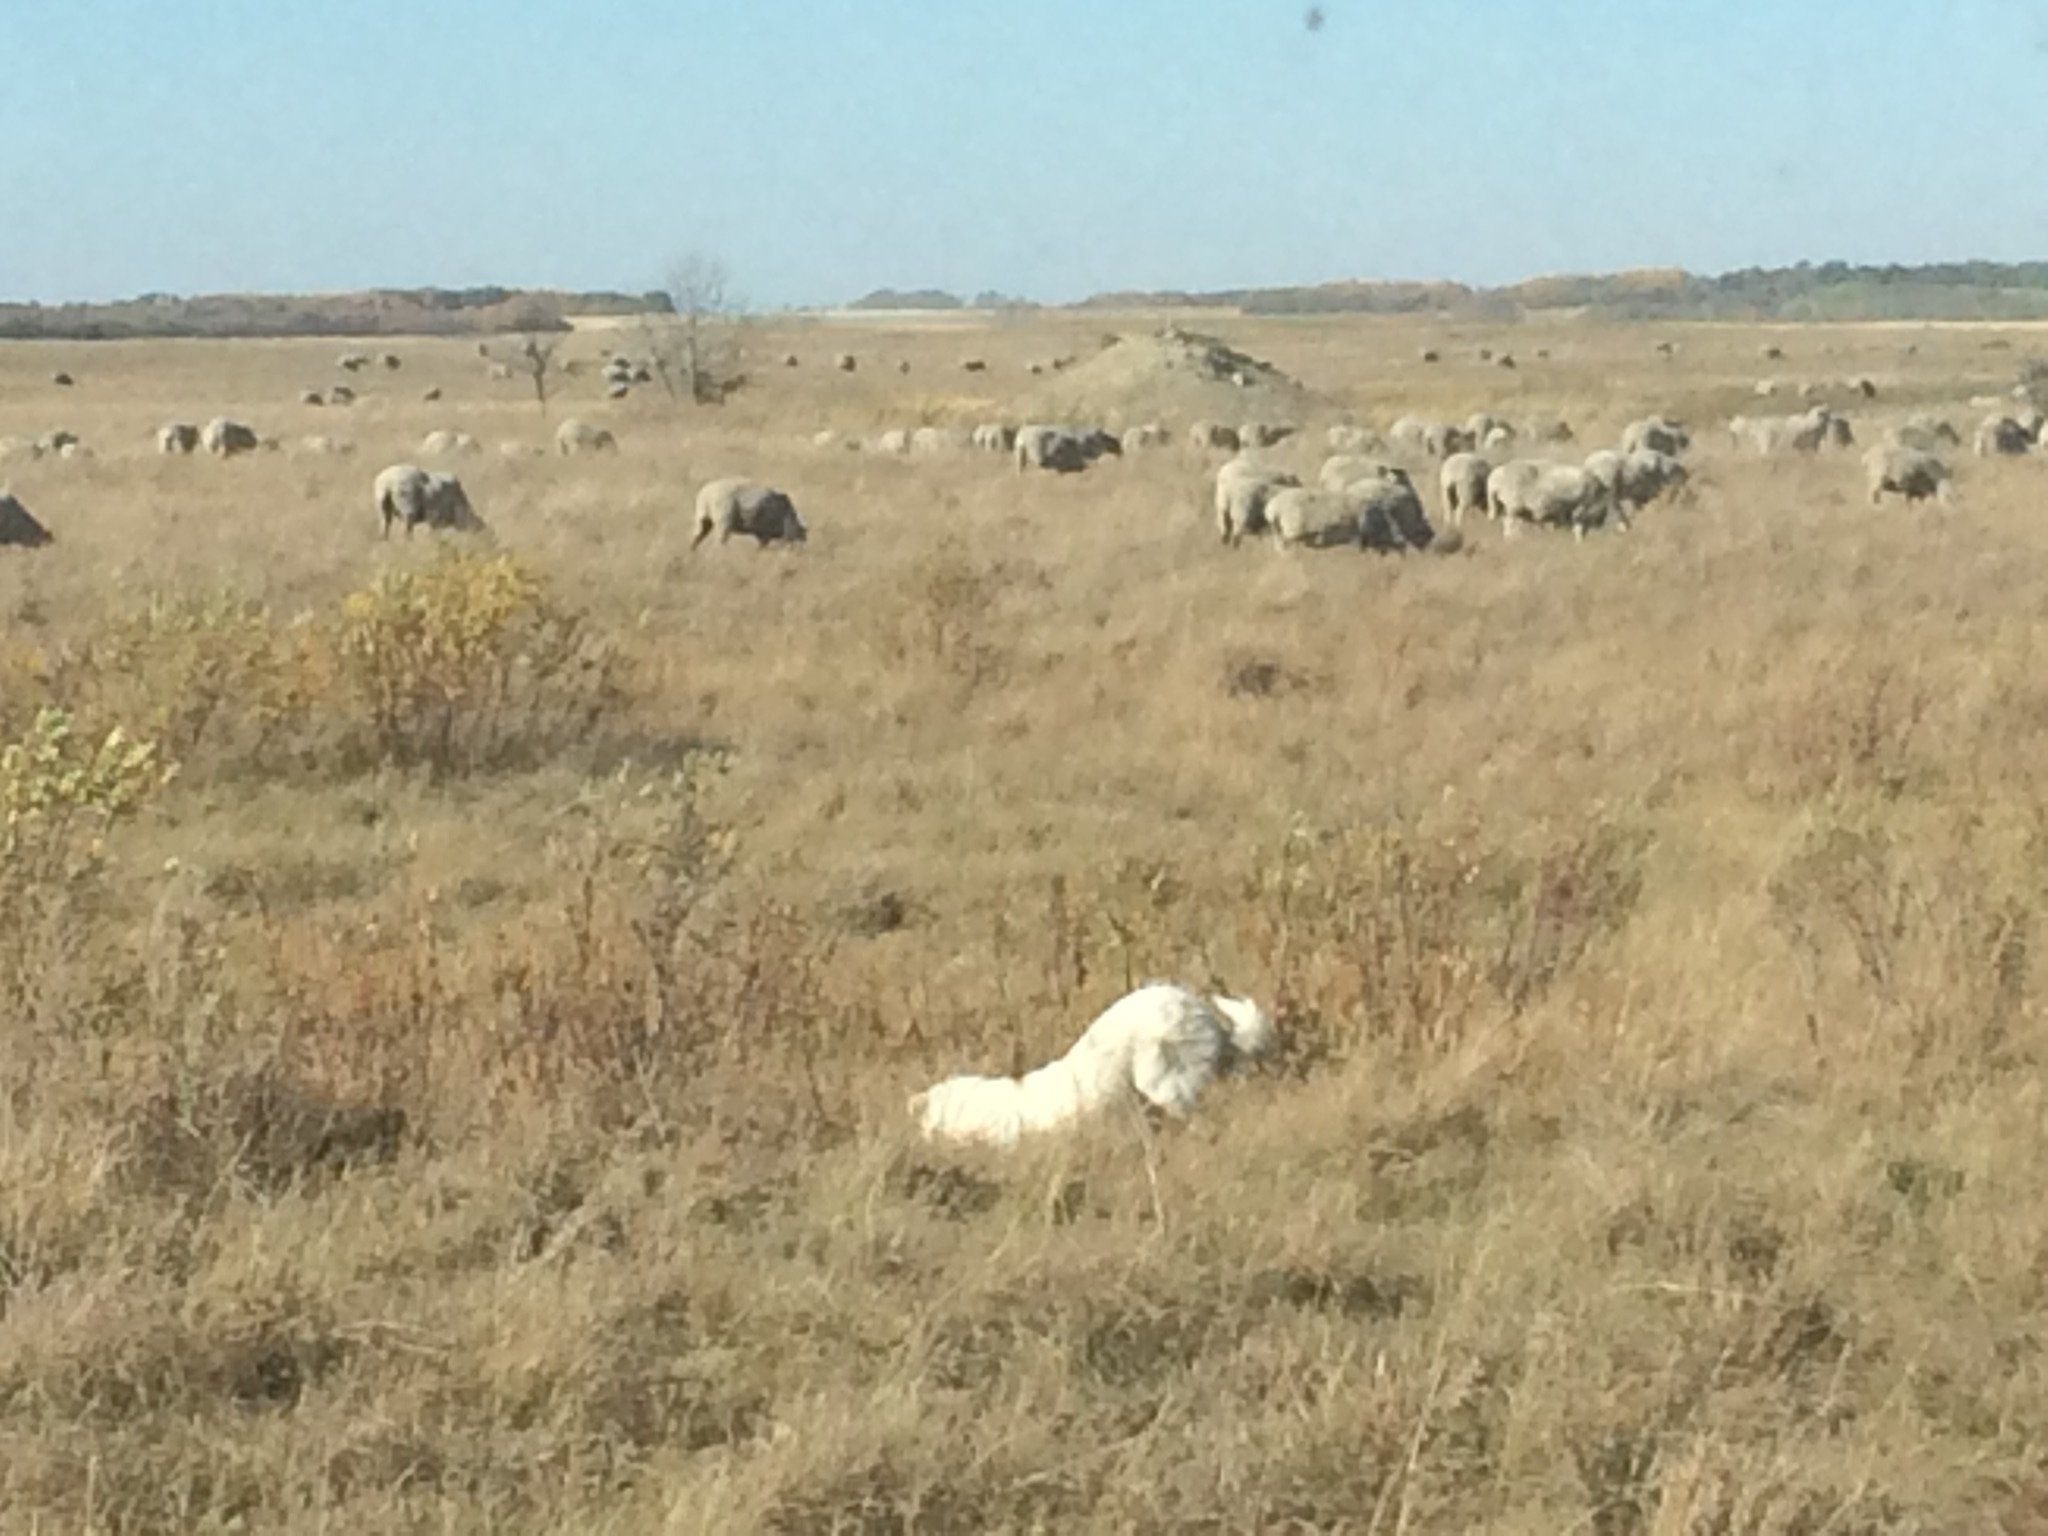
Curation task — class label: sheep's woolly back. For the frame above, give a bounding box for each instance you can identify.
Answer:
[913,982,1276,1149]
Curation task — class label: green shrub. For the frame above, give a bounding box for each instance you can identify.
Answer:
[330,552,626,775]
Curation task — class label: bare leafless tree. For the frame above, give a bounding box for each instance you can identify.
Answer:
[514,330,561,418]
[644,254,748,406]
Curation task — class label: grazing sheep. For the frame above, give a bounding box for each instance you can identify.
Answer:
[1314,457,1429,546]
[381,353,402,371]
[1013,424,1116,474]
[0,493,53,548]
[911,426,967,454]
[337,352,370,373]
[693,478,807,548]
[971,423,1017,453]
[1583,448,1624,500]
[156,422,200,455]
[912,982,1276,1149]
[50,372,73,388]
[1488,460,1618,537]
[1389,415,1472,459]
[1189,421,1241,452]
[1418,347,1441,363]
[1266,487,1365,549]
[1887,414,1960,453]
[1240,421,1297,449]
[1124,422,1171,449]
[1214,457,1300,544]
[1352,472,1435,552]
[1326,424,1386,455]
[419,429,480,456]
[202,417,259,457]
[1439,452,1492,526]
[1620,416,1690,458]
[1864,444,1952,505]
[373,464,484,538]
[835,353,857,372]
[1319,454,1400,493]
[1730,407,1847,455]
[873,428,911,455]
[1613,448,1689,509]
[421,386,442,403]
[960,357,987,373]
[1974,415,2032,457]
[1482,425,1516,453]
[1464,412,1510,445]
[328,384,356,405]
[299,389,325,407]
[555,418,617,455]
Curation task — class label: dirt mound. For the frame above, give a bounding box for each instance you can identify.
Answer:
[1010,326,1322,428]
[0,493,52,548]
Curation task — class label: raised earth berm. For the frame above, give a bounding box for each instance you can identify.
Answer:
[1009,325,1322,428]
[0,492,53,548]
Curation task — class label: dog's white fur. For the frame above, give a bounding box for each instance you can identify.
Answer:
[910,982,1277,1148]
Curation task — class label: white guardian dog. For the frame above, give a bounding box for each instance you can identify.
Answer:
[911,982,1278,1149]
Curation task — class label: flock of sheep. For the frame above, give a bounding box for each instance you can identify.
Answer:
[6,327,2039,560]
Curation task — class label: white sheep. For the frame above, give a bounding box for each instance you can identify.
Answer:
[911,982,1277,1149]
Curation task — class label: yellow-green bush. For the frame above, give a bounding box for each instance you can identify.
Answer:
[0,707,173,1013]
[329,551,627,775]
[85,590,312,771]
[1,707,171,881]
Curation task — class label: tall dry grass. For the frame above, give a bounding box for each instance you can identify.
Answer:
[0,316,2046,1531]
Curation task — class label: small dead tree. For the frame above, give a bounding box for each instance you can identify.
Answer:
[646,254,748,406]
[515,330,561,418]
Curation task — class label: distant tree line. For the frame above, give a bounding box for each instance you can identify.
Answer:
[0,287,675,341]
[16,261,2048,340]
[1072,262,2048,322]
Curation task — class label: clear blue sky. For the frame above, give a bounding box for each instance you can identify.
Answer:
[6,0,2048,308]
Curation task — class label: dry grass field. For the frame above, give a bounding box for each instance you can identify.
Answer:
[3,310,2048,1532]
